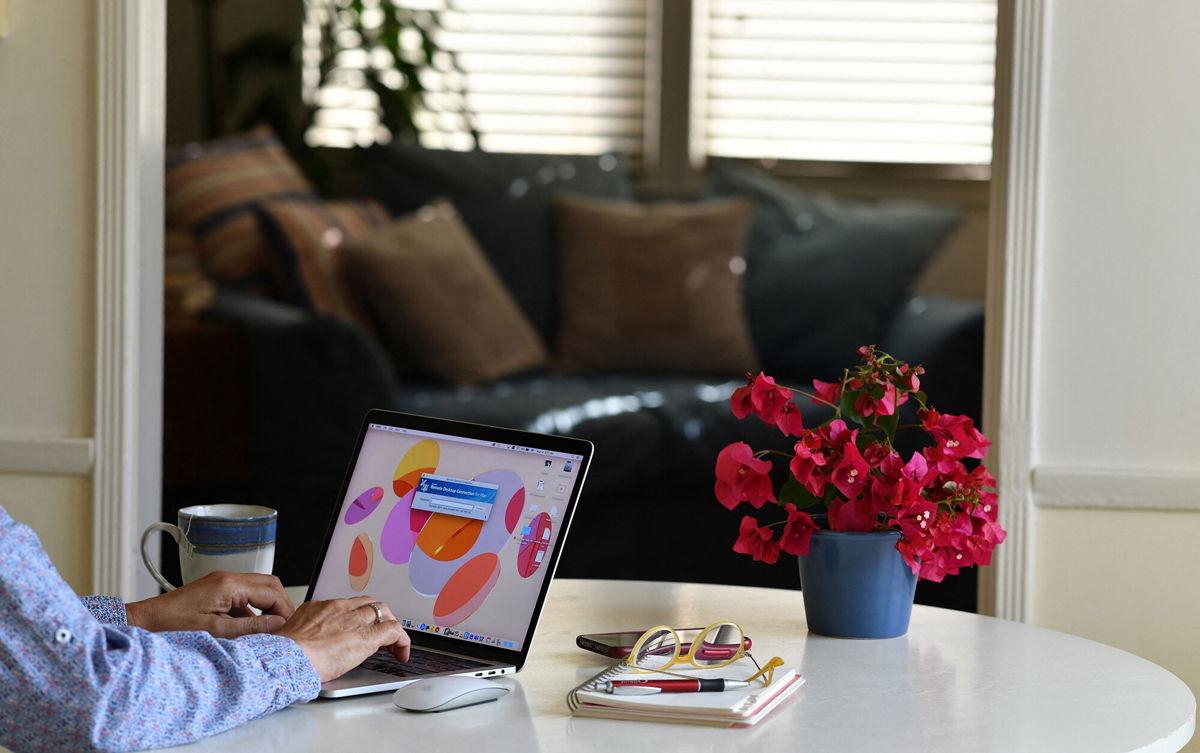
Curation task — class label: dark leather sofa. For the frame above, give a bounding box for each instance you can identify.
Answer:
[164,146,985,610]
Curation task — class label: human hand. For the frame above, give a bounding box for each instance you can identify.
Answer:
[274,596,410,683]
[125,571,295,638]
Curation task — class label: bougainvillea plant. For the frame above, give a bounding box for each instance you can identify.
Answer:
[715,346,1005,582]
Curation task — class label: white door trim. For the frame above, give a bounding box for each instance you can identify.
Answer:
[1032,466,1200,512]
[0,435,94,475]
[93,0,165,600]
[979,0,1046,622]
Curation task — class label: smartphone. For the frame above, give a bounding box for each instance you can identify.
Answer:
[576,628,751,659]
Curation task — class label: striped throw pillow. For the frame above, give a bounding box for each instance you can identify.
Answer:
[165,127,316,286]
[256,197,391,327]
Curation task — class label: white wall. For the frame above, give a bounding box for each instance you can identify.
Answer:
[1030,1,1200,745]
[0,0,96,591]
[0,0,97,595]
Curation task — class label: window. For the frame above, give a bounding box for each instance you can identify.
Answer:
[700,1,995,165]
[303,0,648,154]
[305,0,995,169]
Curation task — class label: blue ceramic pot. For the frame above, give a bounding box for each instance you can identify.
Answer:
[797,527,918,639]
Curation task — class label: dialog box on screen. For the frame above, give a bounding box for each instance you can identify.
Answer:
[412,473,499,521]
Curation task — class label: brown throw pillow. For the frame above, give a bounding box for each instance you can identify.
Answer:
[341,200,550,386]
[554,195,760,375]
[256,197,390,328]
[164,126,316,286]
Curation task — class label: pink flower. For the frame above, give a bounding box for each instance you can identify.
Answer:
[733,516,781,564]
[811,379,841,407]
[917,513,975,580]
[827,495,876,532]
[902,451,930,485]
[973,514,1006,548]
[823,418,855,446]
[854,381,898,418]
[829,438,870,499]
[775,401,805,436]
[789,432,830,497]
[730,383,755,419]
[970,489,999,523]
[917,548,958,582]
[897,364,922,393]
[779,504,818,556]
[862,441,893,468]
[921,408,991,473]
[751,373,793,426]
[895,493,937,543]
[714,442,775,510]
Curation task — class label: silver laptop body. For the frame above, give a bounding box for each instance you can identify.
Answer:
[306,410,593,698]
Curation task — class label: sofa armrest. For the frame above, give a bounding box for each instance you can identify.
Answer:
[204,286,314,328]
[205,288,398,404]
[878,294,985,420]
[202,289,398,584]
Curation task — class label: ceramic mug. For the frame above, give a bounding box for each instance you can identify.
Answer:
[140,504,277,591]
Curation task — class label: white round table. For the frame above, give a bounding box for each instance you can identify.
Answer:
[161,579,1196,753]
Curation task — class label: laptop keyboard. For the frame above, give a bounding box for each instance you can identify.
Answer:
[360,648,492,678]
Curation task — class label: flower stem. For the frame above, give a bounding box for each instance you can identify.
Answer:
[755,449,796,460]
[772,379,840,411]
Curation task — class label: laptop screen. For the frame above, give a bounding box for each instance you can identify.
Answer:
[309,411,591,654]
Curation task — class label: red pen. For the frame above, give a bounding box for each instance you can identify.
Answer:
[604,679,751,694]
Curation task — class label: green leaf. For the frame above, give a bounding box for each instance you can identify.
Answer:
[876,412,900,442]
[779,477,821,508]
[840,389,867,429]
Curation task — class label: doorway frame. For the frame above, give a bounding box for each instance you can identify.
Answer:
[96,0,1043,619]
[93,0,165,599]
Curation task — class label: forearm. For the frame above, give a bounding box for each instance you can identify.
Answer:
[83,627,320,751]
[1,623,319,753]
[0,508,321,753]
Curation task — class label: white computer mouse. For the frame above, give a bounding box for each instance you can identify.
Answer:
[391,676,511,713]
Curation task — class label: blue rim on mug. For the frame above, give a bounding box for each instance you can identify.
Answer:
[178,504,276,556]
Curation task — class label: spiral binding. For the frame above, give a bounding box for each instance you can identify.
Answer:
[566,662,630,712]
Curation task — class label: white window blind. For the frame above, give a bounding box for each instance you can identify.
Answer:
[304,0,648,155]
[305,1,996,167]
[699,0,996,165]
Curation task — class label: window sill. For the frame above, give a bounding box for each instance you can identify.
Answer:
[711,156,990,184]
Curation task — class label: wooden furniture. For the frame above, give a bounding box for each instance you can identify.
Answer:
[155,579,1196,752]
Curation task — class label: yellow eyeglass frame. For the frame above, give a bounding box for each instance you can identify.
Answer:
[624,621,783,686]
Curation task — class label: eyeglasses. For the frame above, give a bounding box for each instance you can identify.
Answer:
[624,621,783,686]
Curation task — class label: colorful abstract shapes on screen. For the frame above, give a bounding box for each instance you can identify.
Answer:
[476,469,526,543]
[517,512,552,578]
[380,488,420,565]
[348,532,374,591]
[408,469,524,618]
[416,515,483,561]
[504,486,525,532]
[344,486,384,525]
[433,552,501,626]
[393,439,439,498]
[374,439,443,565]
[344,437,548,627]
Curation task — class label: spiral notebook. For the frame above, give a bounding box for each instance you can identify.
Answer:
[566,659,804,727]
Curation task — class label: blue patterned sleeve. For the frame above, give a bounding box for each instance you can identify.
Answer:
[80,596,128,625]
[0,507,322,753]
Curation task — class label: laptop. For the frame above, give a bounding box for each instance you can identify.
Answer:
[306,409,593,698]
